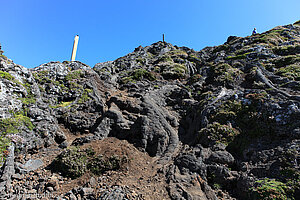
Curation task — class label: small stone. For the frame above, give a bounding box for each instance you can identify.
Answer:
[89,177,97,187]
[21,159,44,172]
[47,186,54,192]
[12,173,23,180]
[47,176,59,190]
[79,187,94,196]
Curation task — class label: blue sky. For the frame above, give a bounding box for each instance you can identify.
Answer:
[0,0,299,68]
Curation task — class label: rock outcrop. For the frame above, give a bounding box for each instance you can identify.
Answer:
[0,20,299,199]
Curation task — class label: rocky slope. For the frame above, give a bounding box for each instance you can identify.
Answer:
[0,20,299,200]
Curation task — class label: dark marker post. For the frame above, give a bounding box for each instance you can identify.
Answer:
[163,34,165,43]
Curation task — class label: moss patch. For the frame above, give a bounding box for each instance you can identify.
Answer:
[65,70,83,81]
[197,122,240,146]
[211,63,243,86]
[249,178,297,200]
[51,146,125,179]
[0,111,34,135]
[161,63,187,79]
[50,101,73,109]
[121,69,156,84]
[78,89,92,104]
[275,64,300,81]
[253,28,288,46]
[0,71,15,82]
[272,55,300,68]
[225,52,251,60]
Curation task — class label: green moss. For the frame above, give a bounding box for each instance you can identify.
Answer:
[253,28,287,45]
[225,52,251,60]
[78,89,92,104]
[158,55,173,63]
[249,178,296,200]
[161,63,187,79]
[121,77,136,84]
[272,55,300,68]
[272,45,300,56]
[65,70,83,81]
[33,70,50,84]
[52,146,88,178]
[135,57,146,65]
[52,146,125,178]
[19,97,36,105]
[198,122,240,146]
[0,136,11,166]
[0,111,34,135]
[212,44,229,53]
[20,80,36,105]
[121,69,156,84]
[50,101,73,108]
[88,155,121,176]
[212,63,243,85]
[132,69,156,81]
[0,71,15,81]
[275,64,300,81]
[0,54,8,60]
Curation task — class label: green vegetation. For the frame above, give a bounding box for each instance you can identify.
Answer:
[65,70,83,81]
[275,64,300,81]
[225,52,251,60]
[32,70,50,84]
[132,69,155,81]
[249,178,297,200]
[0,136,11,166]
[161,63,187,79]
[52,146,126,178]
[253,28,288,45]
[19,80,36,105]
[198,122,240,146]
[121,69,156,84]
[52,146,88,178]
[212,44,229,53]
[187,53,201,63]
[50,101,73,109]
[135,57,146,65]
[198,92,272,151]
[209,93,276,155]
[158,55,173,63]
[212,63,243,86]
[272,55,300,68]
[0,109,33,165]
[272,45,300,56]
[78,89,92,104]
[0,54,8,60]
[167,50,188,58]
[88,154,121,175]
[0,111,34,135]
[0,71,15,82]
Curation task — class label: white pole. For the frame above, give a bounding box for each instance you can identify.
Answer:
[71,35,79,61]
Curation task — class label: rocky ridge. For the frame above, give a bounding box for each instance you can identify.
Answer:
[0,20,299,199]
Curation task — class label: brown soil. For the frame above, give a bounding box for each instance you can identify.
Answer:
[14,137,170,199]
[59,138,170,199]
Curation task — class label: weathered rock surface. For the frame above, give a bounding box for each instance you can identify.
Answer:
[0,20,300,199]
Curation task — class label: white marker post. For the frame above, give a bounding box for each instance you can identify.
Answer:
[71,35,79,61]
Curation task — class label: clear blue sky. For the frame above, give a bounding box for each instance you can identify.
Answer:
[0,0,299,68]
